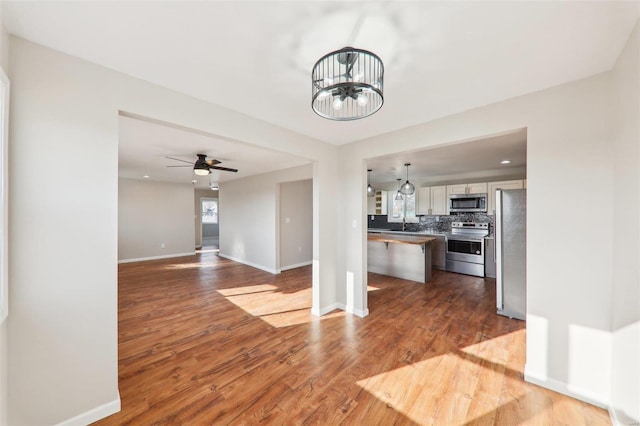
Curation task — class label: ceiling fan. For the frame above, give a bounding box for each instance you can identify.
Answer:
[166,154,239,176]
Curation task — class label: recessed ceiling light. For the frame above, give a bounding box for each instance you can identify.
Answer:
[143,175,150,178]
[501,160,511,164]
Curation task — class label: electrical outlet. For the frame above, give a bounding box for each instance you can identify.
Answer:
[298,246,302,252]
[161,243,165,249]
[285,217,290,223]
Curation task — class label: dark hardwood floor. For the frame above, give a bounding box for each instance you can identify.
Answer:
[94,252,610,425]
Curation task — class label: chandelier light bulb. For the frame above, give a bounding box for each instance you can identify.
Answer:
[332,97,344,110]
[357,93,368,106]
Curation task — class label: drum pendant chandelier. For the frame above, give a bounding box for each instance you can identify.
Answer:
[311,47,384,120]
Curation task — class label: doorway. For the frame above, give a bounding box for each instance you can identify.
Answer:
[200,196,219,250]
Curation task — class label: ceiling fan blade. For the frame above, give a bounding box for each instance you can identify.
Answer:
[165,156,195,165]
[166,165,193,168]
[210,165,238,173]
[205,159,222,166]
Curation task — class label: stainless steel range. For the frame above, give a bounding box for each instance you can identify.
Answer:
[445,222,489,277]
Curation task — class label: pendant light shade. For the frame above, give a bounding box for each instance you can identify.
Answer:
[312,47,384,121]
[367,169,376,197]
[395,178,404,201]
[400,163,415,195]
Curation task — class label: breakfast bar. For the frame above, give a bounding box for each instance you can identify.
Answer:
[367,233,436,283]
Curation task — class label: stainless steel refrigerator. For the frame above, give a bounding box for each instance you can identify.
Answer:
[495,189,526,320]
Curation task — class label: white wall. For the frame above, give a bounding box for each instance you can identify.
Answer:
[219,164,311,273]
[8,39,119,425]
[119,178,196,261]
[7,37,337,425]
[0,7,8,426]
[279,179,313,270]
[338,67,624,406]
[0,5,9,425]
[610,21,640,424]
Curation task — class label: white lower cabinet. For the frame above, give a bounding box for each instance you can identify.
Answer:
[484,237,496,278]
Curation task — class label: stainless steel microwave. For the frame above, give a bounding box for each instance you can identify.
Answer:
[449,193,487,213]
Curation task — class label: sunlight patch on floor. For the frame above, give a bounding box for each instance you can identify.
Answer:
[367,285,382,291]
[260,308,345,328]
[163,261,221,270]
[218,286,346,328]
[356,331,528,425]
[217,284,278,296]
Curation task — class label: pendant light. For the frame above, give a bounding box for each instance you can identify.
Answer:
[395,178,404,201]
[400,163,415,195]
[367,169,376,197]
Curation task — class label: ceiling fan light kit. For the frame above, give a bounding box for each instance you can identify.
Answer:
[166,153,238,178]
[311,47,384,121]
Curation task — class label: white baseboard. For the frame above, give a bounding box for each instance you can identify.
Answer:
[524,368,608,409]
[118,252,196,264]
[55,392,121,426]
[218,253,278,274]
[280,261,312,271]
[311,303,369,318]
[346,305,370,318]
[609,406,620,426]
[608,405,639,426]
[311,302,343,317]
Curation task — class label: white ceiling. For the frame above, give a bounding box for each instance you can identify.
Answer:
[3,1,638,186]
[118,115,309,189]
[367,129,527,185]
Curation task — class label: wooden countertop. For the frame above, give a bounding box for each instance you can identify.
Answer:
[367,233,436,246]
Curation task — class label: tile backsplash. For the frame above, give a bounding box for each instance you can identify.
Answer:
[368,213,493,233]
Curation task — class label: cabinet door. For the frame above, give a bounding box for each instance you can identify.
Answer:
[487,180,523,215]
[416,187,431,215]
[367,195,376,215]
[431,236,446,269]
[447,184,467,196]
[430,186,447,215]
[484,238,496,278]
[467,182,488,194]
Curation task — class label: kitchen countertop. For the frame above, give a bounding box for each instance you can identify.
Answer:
[367,233,437,246]
[367,229,448,236]
[368,229,494,239]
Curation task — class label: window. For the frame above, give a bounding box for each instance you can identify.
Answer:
[388,192,417,223]
[201,198,218,224]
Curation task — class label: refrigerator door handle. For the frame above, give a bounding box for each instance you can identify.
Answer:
[495,190,503,311]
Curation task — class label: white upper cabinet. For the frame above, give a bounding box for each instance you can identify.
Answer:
[446,182,488,197]
[446,184,468,195]
[467,182,488,194]
[430,186,448,215]
[487,180,524,215]
[416,186,447,215]
[416,187,431,215]
[367,195,376,215]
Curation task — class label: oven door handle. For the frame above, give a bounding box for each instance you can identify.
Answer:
[446,236,483,243]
